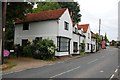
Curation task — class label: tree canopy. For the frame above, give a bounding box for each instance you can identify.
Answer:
[6,2,33,23]
[32,2,61,13]
[104,33,109,43]
[95,33,102,44]
[59,2,81,24]
[5,2,33,50]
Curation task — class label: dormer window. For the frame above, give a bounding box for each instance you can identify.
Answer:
[23,23,29,30]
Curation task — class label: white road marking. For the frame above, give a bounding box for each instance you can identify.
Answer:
[110,74,114,80]
[100,70,104,73]
[87,59,98,64]
[50,66,81,78]
[109,67,118,80]
[115,69,118,73]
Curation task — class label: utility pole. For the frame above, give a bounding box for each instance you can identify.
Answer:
[2,1,7,64]
[99,19,101,36]
[98,18,101,51]
[0,2,2,65]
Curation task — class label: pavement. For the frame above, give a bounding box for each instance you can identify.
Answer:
[2,47,119,79]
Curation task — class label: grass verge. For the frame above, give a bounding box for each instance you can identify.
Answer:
[80,52,86,57]
[2,59,17,71]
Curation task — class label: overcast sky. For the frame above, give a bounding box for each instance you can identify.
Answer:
[75,0,119,41]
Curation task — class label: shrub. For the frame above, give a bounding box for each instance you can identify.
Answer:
[81,40,85,52]
[80,52,86,57]
[16,41,33,57]
[32,38,56,60]
[22,44,33,57]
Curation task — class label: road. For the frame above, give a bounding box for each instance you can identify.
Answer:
[2,47,119,79]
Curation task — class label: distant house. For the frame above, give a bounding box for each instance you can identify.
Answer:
[77,25,86,52]
[91,31,96,52]
[71,24,81,54]
[14,8,73,56]
[78,24,91,53]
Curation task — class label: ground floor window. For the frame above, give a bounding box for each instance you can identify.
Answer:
[22,39,28,46]
[91,44,95,51]
[87,43,89,50]
[35,37,42,41]
[57,37,70,52]
[73,42,78,52]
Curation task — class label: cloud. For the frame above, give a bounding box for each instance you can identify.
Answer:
[76,0,119,41]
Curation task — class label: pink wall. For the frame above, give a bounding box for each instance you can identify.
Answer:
[102,40,105,49]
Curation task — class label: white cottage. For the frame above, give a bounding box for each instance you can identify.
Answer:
[14,8,73,56]
[78,24,91,53]
[77,25,86,51]
[71,24,80,54]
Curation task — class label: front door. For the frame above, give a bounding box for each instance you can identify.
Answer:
[91,44,93,52]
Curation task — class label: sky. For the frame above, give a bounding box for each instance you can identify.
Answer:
[75,0,119,41]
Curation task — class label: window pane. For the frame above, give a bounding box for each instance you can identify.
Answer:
[22,39,28,46]
[73,42,78,52]
[23,23,29,30]
[64,21,69,30]
[57,37,69,52]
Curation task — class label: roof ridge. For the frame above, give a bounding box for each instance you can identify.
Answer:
[16,8,67,24]
[28,8,67,15]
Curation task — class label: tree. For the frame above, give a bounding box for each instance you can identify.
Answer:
[96,33,102,44]
[95,33,102,51]
[111,40,116,46]
[104,33,109,43]
[32,2,61,13]
[6,2,33,23]
[59,2,81,24]
[5,2,33,50]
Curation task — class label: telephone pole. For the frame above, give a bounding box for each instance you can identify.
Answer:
[98,18,101,51]
[99,19,101,36]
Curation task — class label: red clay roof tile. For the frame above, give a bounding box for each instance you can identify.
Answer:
[16,8,67,24]
[91,31,96,38]
[77,24,89,33]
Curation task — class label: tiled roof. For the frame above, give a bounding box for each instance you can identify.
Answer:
[91,31,96,38]
[77,24,89,33]
[16,8,67,24]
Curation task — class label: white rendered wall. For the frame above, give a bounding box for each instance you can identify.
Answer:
[84,27,91,53]
[14,20,58,46]
[71,25,80,54]
[57,9,73,56]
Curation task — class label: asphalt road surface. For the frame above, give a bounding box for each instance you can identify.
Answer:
[2,47,119,79]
